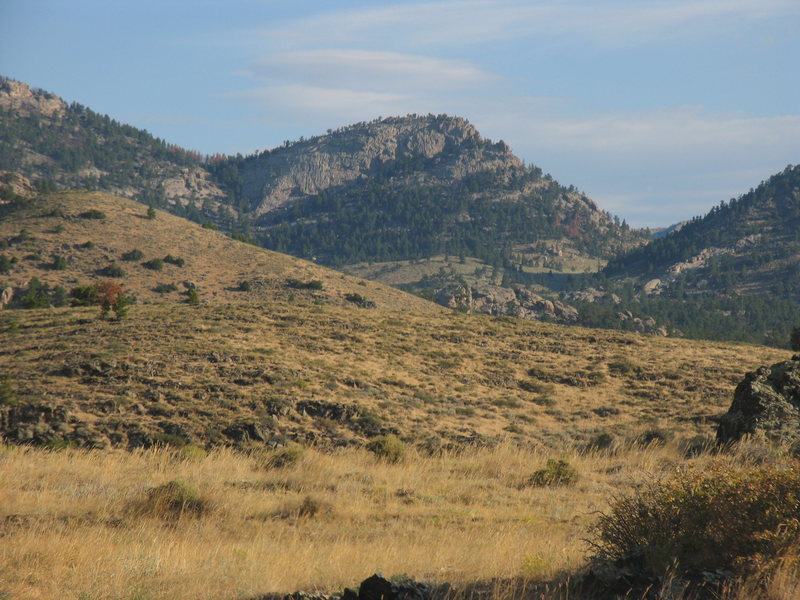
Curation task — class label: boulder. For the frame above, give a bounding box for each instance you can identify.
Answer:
[717,357,800,445]
[0,286,13,309]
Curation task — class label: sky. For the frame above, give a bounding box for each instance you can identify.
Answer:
[1,0,799,228]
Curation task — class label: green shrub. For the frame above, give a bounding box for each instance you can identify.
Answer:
[21,277,51,308]
[77,240,94,249]
[163,254,185,267]
[153,282,178,294]
[287,278,324,290]
[146,206,157,220]
[142,258,164,271]
[186,287,200,305]
[528,459,578,486]
[121,249,144,261]
[345,292,376,308]
[134,480,211,520]
[238,280,253,292]
[52,285,68,307]
[100,263,126,278]
[261,444,305,469]
[589,462,800,589]
[607,359,637,375]
[79,209,106,219]
[70,284,99,306]
[178,445,207,461]
[0,254,12,273]
[201,222,218,230]
[366,434,406,463]
[51,255,67,270]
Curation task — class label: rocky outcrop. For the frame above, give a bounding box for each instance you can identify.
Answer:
[435,283,578,323]
[284,573,432,600]
[240,115,523,215]
[717,357,800,445]
[0,79,65,117]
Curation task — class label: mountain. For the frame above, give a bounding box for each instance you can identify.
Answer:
[0,78,646,283]
[605,164,800,298]
[0,186,442,314]
[219,114,646,267]
[0,77,233,223]
[562,165,800,345]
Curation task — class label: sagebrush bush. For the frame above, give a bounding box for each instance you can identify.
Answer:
[261,444,305,469]
[132,480,211,520]
[367,434,406,463]
[590,461,800,584]
[528,458,578,486]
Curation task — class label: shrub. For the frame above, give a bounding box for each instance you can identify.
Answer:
[96,280,132,319]
[121,249,144,261]
[186,287,200,305]
[146,206,157,220]
[51,255,67,270]
[153,282,178,294]
[79,209,106,219]
[366,434,406,463]
[133,480,211,520]
[345,292,376,308]
[77,241,94,249]
[287,278,323,290]
[201,222,218,230]
[21,277,51,308]
[589,462,800,590]
[163,254,185,267]
[238,280,253,292]
[70,284,99,306]
[52,285,68,307]
[528,459,578,486]
[142,258,164,271]
[178,445,207,461]
[100,263,126,278]
[261,444,305,469]
[0,254,12,273]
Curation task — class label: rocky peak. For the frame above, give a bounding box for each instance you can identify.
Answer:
[0,78,65,117]
[240,114,523,214]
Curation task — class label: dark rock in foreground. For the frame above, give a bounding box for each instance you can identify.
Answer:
[283,574,431,600]
[717,356,800,445]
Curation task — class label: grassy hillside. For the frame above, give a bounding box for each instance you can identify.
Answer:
[0,294,784,450]
[0,190,443,312]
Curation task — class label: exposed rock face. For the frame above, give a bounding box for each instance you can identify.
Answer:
[0,171,37,200]
[435,283,579,323]
[0,79,65,117]
[240,115,523,215]
[717,357,800,445]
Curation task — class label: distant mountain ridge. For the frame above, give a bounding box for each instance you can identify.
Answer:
[0,77,646,269]
[605,164,800,299]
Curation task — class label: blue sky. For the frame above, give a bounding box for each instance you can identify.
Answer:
[1,0,799,227]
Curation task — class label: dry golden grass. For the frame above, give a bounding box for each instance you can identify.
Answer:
[0,190,443,312]
[0,440,741,600]
[0,298,785,450]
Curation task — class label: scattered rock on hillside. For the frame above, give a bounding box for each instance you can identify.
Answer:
[283,573,432,600]
[434,283,578,323]
[717,357,800,445]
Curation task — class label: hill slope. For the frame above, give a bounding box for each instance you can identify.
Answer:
[220,114,646,267]
[0,77,232,222]
[0,295,784,451]
[605,164,800,298]
[0,188,443,313]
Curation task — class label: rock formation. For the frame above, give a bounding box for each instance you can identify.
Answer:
[717,357,800,445]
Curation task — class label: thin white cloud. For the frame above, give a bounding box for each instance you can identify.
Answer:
[259,0,800,49]
[247,50,494,92]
